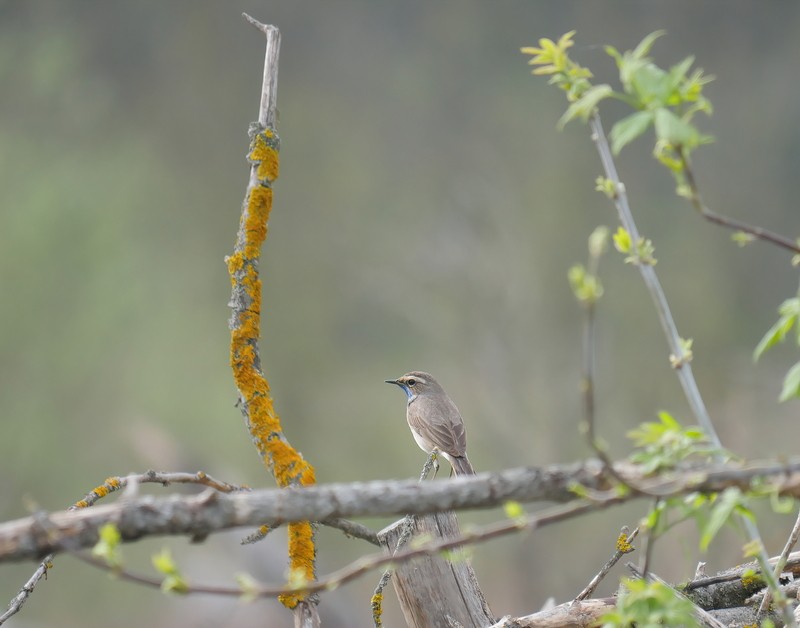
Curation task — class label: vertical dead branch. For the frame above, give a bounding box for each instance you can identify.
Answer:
[229,14,318,626]
[378,513,494,628]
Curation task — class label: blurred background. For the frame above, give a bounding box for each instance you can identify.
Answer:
[2,1,800,626]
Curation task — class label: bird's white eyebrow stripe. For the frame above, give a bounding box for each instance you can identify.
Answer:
[403,374,427,384]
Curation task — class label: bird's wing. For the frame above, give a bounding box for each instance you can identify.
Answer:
[407,395,467,458]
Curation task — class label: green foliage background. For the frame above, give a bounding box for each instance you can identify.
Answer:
[2,2,800,626]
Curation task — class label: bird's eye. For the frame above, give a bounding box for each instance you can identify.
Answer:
[407,378,416,386]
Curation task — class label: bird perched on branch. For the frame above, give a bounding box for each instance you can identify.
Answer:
[385,371,475,476]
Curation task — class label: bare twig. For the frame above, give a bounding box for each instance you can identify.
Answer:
[0,560,51,625]
[242,13,279,129]
[575,232,655,497]
[758,507,800,616]
[573,526,638,602]
[0,470,247,626]
[322,518,380,546]
[73,551,245,596]
[638,499,659,579]
[693,561,707,580]
[678,149,800,254]
[578,248,618,477]
[73,499,600,601]
[371,514,414,627]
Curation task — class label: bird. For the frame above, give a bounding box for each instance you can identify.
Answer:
[385,371,475,476]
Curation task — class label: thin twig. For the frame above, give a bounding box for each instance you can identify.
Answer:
[0,560,51,625]
[580,269,615,473]
[73,552,245,596]
[685,548,800,591]
[242,13,280,129]
[573,526,639,602]
[372,451,438,627]
[638,499,659,579]
[74,498,602,601]
[679,149,800,255]
[589,111,794,627]
[577,239,655,496]
[758,507,800,616]
[590,113,717,445]
[0,470,248,626]
[322,519,380,546]
[580,272,598,438]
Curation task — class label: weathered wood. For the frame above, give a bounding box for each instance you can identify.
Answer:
[488,597,782,628]
[379,512,494,628]
[489,598,616,628]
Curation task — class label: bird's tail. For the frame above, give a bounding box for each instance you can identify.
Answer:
[452,455,475,476]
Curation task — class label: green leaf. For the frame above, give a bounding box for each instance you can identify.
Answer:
[743,540,764,559]
[779,360,800,402]
[770,490,796,514]
[628,413,715,474]
[236,572,261,602]
[98,522,121,546]
[630,62,670,104]
[503,500,525,521]
[595,176,617,199]
[779,296,800,317]
[633,236,657,266]
[656,410,680,431]
[612,227,632,254]
[558,83,613,127]
[569,482,589,498]
[287,567,311,590]
[152,548,178,575]
[568,264,603,305]
[92,523,123,569]
[609,110,653,153]
[604,45,622,66]
[700,488,742,551]
[677,337,694,365]
[731,231,755,247]
[161,574,189,594]
[600,578,699,628]
[631,30,666,61]
[753,306,798,361]
[642,505,662,531]
[668,56,695,90]
[588,226,610,258]
[151,548,188,593]
[440,546,474,563]
[654,108,698,148]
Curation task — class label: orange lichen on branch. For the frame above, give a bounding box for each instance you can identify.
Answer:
[226,251,244,277]
[371,591,385,627]
[249,127,280,183]
[279,521,316,608]
[241,523,273,545]
[228,126,317,607]
[73,477,123,509]
[242,186,272,259]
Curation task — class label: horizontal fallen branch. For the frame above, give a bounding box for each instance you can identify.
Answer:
[4,458,800,563]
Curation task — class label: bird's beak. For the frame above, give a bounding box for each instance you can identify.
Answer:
[385,379,400,386]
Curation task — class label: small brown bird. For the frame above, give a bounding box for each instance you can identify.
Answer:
[385,371,475,476]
